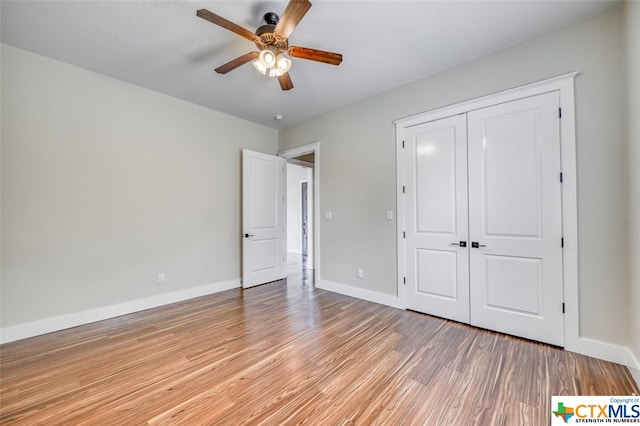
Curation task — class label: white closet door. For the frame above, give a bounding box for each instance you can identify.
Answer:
[405,115,470,323]
[467,92,564,346]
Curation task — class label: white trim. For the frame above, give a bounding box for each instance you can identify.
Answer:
[570,338,637,367]
[279,142,320,283]
[395,73,579,348]
[630,353,640,390]
[394,72,579,127]
[395,73,640,382]
[568,337,640,389]
[287,159,314,168]
[316,279,403,309]
[0,279,240,344]
[556,75,581,354]
[396,131,407,307]
[632,368,640,391]
[278,143,319,158]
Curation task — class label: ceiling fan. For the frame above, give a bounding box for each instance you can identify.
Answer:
[196,0,342,91]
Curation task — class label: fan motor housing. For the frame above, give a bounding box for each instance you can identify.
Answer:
[255,13,288,50]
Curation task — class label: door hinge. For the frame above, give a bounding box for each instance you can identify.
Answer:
[560,172,563,183]
[402,185,406,193]
[402,140,405,148]
[559,108,562,119]
[561,237,564,248]
[403,231,406,239]
[562,302,565,314]
[403,277,406,285]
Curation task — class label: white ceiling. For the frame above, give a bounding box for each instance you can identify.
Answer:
[1,0,618,129]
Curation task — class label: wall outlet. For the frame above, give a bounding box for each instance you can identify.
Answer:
[324,211,332,220]
[386,210,393,221]
[157,273,165,285]
[357,268,364,279]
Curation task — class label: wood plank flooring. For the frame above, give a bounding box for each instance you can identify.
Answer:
[1,270,638,425]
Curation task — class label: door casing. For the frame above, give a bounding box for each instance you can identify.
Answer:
[279,142,320,282]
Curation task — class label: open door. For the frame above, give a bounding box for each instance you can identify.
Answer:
[242,149,287,288]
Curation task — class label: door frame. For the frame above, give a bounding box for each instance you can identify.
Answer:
[279,142,320,284]
[395,72,579,350]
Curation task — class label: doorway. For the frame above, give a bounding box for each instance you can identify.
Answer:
[280,143,320,285]
[286,158,313,272]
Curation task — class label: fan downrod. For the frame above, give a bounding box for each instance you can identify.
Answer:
[263,12,279,25]
[256,12,279,36]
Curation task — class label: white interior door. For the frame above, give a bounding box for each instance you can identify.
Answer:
[404,115,470,323]
[467,92,564,346]
[242,149,287,288]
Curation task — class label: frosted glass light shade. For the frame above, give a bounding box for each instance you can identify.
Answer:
[253,49,291,78]
[258,49,276,68]
[252,60,268,75]
[276,54,292,73]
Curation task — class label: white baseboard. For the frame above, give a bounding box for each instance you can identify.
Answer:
[316,279,640,389]
[566,336,640,390]
[0,279,240,344]
[316,279,403,309]
[625,350,640,390]
[4,277,639,391]
[630,361,640,391]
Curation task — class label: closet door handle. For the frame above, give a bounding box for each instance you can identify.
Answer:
[244,233,255,238]
[471,242,486,248]
[450,241,467,247]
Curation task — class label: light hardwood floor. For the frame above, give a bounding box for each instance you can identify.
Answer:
[1,267,638,425]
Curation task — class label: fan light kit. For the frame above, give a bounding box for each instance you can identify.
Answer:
[252,47,292,77]
[196,0,342,91]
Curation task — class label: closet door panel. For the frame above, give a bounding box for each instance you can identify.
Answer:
[467,91,564,346]
[404,115,470,323]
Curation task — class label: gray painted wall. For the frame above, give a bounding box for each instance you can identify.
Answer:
[279,6,632,348]
[1,3,636,373]
[1,44,278,327]
[625,0,640,367]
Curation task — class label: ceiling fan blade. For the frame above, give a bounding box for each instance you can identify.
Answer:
[197,9,258,43]
[288,46,343,66]
[274,0,312,39]
[278,73,294,91]
[215,51,260,74]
